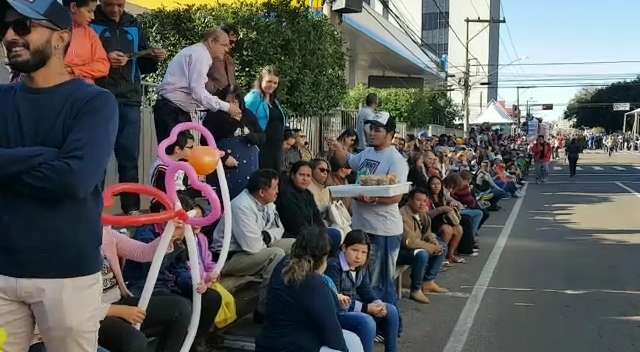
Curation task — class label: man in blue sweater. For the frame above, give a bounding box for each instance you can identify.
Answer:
[0,0,118,351]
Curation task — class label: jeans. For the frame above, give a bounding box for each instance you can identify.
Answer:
[397,247,445,291]
[494,180,517,196]
[461,208,483,237]
[338,312,376,352]
[115,103,141,213]
[535,161,549,181]
[491,186,508,200]
[368,235,401,305]
[320,329,364,352]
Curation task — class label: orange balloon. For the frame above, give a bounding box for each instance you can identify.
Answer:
[189,146,220,176]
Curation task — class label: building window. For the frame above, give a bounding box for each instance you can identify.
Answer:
[423,11,449,31]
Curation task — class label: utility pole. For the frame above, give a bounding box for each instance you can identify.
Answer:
[463,17,506,137]
[516,86,520,126]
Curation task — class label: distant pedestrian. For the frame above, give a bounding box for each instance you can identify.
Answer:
[531,135,552,184]
[566,138,581,177]
[355,93,379,151]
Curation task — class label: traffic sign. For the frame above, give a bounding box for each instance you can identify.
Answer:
[613,103,630,111]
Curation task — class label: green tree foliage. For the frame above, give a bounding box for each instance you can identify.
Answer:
[343,84,460,127]
[564,78,640,132]
[138,0,347,116]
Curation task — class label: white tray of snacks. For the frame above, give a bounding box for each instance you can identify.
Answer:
[328,175,412,198]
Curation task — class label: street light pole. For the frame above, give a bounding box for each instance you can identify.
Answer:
[463,19,471,138]
[516,86,520,126]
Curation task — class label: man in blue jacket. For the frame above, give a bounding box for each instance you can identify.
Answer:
[92,0,166,214]
[0,0,118,350]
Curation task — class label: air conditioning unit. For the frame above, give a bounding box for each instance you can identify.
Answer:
[332,0,363,14]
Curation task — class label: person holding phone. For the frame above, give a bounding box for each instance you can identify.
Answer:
[92,0,167,215]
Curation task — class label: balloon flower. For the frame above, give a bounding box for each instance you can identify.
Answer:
[101,122,233,352]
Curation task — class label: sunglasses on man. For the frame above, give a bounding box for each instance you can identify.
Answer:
[1,17,62,38]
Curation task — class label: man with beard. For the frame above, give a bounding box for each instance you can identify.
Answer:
[0,0,118,351]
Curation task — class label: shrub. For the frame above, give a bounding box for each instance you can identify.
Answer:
[138,0,347,116]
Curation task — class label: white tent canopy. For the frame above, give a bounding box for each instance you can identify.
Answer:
[469,100,516,125]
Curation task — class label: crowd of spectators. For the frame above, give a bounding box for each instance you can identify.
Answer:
[0,0,542,351]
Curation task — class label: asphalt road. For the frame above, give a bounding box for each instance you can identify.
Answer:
[398,150,640,352]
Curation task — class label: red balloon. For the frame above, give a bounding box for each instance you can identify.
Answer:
[102,183,187,227]
[189,146,220,176]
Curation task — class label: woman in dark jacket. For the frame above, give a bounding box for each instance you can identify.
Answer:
[566,137,581,177]
[256,226,362,352]
[203,85,265,199]
[276,161,326,238]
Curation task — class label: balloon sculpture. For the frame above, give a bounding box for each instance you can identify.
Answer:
[102,122,234,352]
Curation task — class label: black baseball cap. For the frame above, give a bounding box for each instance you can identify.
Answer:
[365,111,396,132]
[2,0,72,30]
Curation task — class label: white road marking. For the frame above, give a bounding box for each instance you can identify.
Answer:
[514,303,535,307]
[482,224,505,228]
[551,173,640,176]
[616,182,640,199]
[634,166,640,170]
[613,166,626,170]
[592,166,603,170]
[553,166,562,170]
[459,285,640,296]
[442,184,528,352]
[576,166,583,171]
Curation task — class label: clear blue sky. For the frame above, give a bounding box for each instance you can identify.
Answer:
[497,0,640,121]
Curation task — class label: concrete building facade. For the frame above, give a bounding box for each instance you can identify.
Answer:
[421,0,501,118]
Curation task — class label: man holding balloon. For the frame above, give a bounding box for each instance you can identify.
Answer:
[0,0,118,351]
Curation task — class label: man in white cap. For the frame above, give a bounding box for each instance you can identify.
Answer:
[335,111,408,306]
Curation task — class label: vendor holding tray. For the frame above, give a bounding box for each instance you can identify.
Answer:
[332,112,409,307]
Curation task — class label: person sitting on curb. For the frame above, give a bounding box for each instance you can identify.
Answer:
[397,188,448,304]
[211,169,294,322]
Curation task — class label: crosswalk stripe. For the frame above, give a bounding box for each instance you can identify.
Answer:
[593,166,603,170]
[613,166,626,171]
[576,167,583,171]
[553,166,562,170]
[634,166,640,170]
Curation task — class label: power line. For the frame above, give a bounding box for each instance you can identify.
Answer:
[454,60,640,67]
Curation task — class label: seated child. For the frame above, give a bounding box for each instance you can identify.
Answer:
[326,231,400,352]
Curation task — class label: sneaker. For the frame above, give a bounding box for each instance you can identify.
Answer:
[410,290,431,304]
[374,335,385,344]
[469,252,480,257]
[127,210,143,216]
[472,248,479,253]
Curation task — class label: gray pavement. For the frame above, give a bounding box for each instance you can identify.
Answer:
[399,150,640,352]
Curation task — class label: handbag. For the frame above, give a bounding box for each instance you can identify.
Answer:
[211,282,237,328]
[443,208,461,226]
[328,200,352,239]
